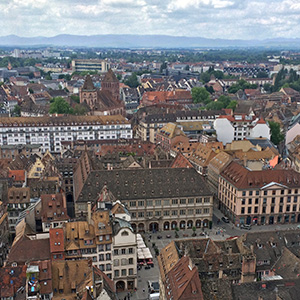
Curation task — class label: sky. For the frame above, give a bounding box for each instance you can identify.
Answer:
[1,0,300,40]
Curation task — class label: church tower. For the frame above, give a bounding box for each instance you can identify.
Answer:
[80,75,97,109]
[101,69,120,102]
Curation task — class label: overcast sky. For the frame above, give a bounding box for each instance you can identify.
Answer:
[1,0,300,40]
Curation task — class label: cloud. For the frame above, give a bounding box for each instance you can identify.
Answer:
[0,0,299,39]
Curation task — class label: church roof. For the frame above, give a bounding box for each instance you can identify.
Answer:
[82,75,95,91]
[103,69,119,83]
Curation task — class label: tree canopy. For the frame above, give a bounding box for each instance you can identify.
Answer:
[191,87,210,104]
[268,121,284,146]
[228,79,258,93]
[49,97,72,114]
[124,73,140,88]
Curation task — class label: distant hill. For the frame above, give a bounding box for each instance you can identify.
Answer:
[0,34,300,48]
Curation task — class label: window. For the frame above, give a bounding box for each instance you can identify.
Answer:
[138,212,144,218]
[188,209,193,215]
[106,244,111,251]
[248,207,251,214]
[121,249,126,255]
[180,199,186,204]
[121,258,127,265]
[129,201,136,207]
[242,199,245,205]
[204,197,210,203]
[129,268,134,275]
[106,253,111,260]
[99,254,104,261]
[106,234,110,241]
[129,248,134,254]
[254,207,258,213]
[121,269,127,276]
[241,207,245,214]
[155,211,161,217]
[106,264,112,271]
[114,259,119,266]
[242,191,246,196]
[98,244,104,252]
[114,270,119,277]
[164,199,169,206]
[179,210,186,215]
[114,249,118,255]
[196,198,202,203]
[172,210,178,216]
[203,208,210,214]
[248,199,252,205]
[256,191,259,196]
[138,201,144,207]
[188,198,194,204]
[155,200,161,206]
[172,199,178,205]
[255,198,259,204]
[147,200,153,206]
[129,258,134,264]
[196,209,202,214]
[163,211,170,216]
[264,191,267,196]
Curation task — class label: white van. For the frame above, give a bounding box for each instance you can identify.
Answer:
[149,292,160,300]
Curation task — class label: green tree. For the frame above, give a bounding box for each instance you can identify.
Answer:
[72,104,87,115]
[218,95,231,107]
[50,97,72,114]
[206,101,225,110]
[191,87,210,104]
[12,104,21,117]
[124,73,140,88]
[70,95,80,103]
[256,71,268,78]
[227,100,238,111]
[268,121,284,145]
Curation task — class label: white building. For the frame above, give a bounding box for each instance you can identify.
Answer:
[0,115,132,153]
[214,115,270,145]
[112,218,137,292]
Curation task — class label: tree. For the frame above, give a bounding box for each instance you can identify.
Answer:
[227,100,238,111]
[12,104,21,117]
[124,73,140,88]
[206,101,225,110]
[256,71,268,78]
[70,95,80,104]
[268,121,284,145]
[191,87,210,104]
[218,95,231,107]
[72,104,87,115]
[50,97,72,114]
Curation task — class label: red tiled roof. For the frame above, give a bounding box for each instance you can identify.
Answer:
[0,265,26,298]
[7,236,51,265]
[8,169,26,181]
[49,228,64,253]
[166,256,204,300]
[171,153,193,169]
[221,161,300,189]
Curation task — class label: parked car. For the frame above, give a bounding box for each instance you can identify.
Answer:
[166,234,171,238]
[221,217,230,223]
[240,224,252,230]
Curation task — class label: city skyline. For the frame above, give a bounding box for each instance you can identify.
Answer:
[1,0,300,40]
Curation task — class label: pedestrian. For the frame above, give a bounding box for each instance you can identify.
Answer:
[143,288,145,293]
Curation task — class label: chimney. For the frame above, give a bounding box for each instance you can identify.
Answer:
[219,269,223,279]
[228,246,232,254]
[87,202,92,224]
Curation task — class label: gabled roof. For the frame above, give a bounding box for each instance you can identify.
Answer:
[82,75,95,91]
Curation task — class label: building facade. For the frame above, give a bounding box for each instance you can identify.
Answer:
[72,59,110,73]
[0,115,132,153]
[219,161,300,225]
[73,167,214,232]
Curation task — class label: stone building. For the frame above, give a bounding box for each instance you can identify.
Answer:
[73,152,214,232]
[80,71,125,116]
[219,161,300,225]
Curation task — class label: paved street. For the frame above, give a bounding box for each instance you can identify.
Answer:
[117,207,300,299]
